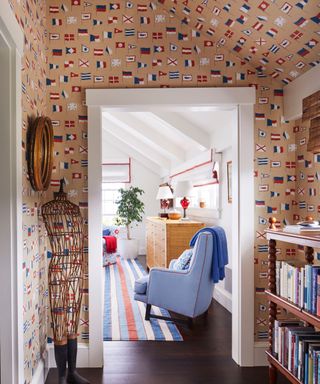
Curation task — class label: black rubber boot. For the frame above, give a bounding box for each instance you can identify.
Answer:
[67,338,90,384]
[54,344,68,384]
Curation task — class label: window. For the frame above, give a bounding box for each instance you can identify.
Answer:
[102,183,125,226]
[175,183,219,210]
[173,158,220,212]
[191,183,219,210]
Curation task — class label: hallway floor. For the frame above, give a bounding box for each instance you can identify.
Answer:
[45,299,287,384]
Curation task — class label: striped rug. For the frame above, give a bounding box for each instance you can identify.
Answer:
[103,257,183,341]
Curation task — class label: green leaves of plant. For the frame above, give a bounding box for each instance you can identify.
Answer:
[115,187,145,239]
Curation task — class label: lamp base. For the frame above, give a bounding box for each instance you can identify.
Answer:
[180,217,190,221]
[158,212,169,219]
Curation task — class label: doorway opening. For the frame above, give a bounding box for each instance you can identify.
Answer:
[86,87,255,368]
[101,109,236,343]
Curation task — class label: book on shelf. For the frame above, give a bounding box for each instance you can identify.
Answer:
[290,328,314,378]
[309,345,320,384]
[283,225,320,234]
[317,273,320,317]
[272,322,320,383]
[312,268,320,315]
[300,338,320,383]
[273,320,302,363]
[276,261,320,316]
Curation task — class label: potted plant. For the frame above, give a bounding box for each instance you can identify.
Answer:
[115,186,145,259]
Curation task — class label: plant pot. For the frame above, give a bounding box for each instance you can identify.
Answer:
[117,238,139,260]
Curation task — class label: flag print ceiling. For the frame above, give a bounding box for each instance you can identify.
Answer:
[158,0,320,84]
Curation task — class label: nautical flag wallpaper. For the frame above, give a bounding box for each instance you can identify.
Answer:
[8,1,48,383]
[8,0,320,382]
[157,0,320,85]
[45,0,302,347]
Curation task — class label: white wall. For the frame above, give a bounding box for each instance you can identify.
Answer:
[187,147,233,292]
[174,111,236,268]
[102,140,160,254]
[218,146,233,268]
[218,147,233,294]
[129,160,160,254]
[102,142,127,163]
[209,113,234,151]
[186,120,234,312]
[208,115,234,295]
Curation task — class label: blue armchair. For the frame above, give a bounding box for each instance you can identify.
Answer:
[134,232,214,324]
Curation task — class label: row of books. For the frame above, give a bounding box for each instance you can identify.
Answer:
[276,261,320,315]
[273,320,320,383]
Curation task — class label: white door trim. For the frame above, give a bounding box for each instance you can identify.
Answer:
[86,87,255,110]
[86,87,256,367]
[233,104,255,365]
[87,106,104,367]
[0,4,24,383]
[0,2,24,56]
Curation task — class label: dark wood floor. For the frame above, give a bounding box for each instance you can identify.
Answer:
[46,255,287,383]
[45,300,288,384]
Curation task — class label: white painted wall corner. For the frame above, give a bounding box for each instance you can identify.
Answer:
[213,285,232,313]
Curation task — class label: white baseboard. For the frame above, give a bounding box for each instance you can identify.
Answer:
[254,341,268,366]
[47,343,90,368]
[31,359,49,384]
[213,285,232,313]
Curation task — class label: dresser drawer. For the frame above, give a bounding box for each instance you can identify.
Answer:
[146,217,203,269]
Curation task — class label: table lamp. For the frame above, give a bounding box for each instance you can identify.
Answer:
[156,185,173,218]
[174,181,193,220]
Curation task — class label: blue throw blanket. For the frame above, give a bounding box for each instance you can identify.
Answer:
[190,226,228,283]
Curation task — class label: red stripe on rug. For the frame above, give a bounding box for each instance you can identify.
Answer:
[116,258,138,340]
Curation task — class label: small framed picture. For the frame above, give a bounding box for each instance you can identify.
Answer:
[227,161,232,203]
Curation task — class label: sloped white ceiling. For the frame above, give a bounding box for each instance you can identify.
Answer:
[102,109,235,175]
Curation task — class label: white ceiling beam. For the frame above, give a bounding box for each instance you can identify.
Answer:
[102,130,164,176]
[104,112,185,162]
[151,112,210,150]
[102,117,171,173]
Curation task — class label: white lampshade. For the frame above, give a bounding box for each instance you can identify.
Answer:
[156,185,173,200]
[174,181,193,197]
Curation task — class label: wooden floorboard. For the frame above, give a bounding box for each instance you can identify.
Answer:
[45,300,288,384]
[46,256,287,383]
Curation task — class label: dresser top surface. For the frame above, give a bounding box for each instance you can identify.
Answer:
[147,216,204,225]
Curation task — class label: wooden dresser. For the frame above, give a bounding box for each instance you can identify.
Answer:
[146,217,204,269]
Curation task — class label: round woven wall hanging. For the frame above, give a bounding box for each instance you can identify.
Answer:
[27,116,54,191]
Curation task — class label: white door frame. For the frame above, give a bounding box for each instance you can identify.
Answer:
[0,3,24,384]
[86,87,255,367]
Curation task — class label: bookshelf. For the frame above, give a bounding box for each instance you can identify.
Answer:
[265,227,320,384]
